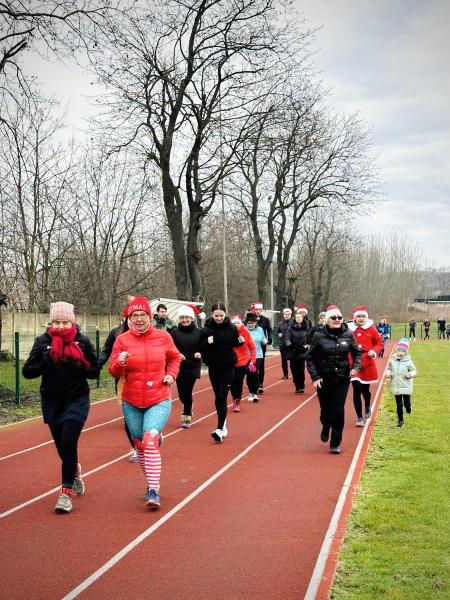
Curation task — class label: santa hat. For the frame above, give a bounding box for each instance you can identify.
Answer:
[353,306,369,319]
[324,305,342,321]
[231,314,242,326]
[282,307,292,314]
[188,303,206,321]
[128,297,151,317]
[295,304,308,314]
[251,302,264,311]
[396,338,410,351]
[49,302,75,323]
[178,305,195,320]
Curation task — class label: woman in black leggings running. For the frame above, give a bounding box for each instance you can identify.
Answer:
[200,303,243,443]
[23,301,99,513]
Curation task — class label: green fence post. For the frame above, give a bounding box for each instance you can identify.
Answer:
[96,328,100,388]
[15,331,20,406]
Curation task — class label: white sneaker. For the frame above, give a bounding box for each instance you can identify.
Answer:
[211,428,223,443]
[222,422,228,438]
[247,393,254,402]
[72,463,85,496]
[253,394,259,403]
[128,450,138,462]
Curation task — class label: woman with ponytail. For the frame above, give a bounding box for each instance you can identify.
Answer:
[23,302,100,513]
[109,297,181,510]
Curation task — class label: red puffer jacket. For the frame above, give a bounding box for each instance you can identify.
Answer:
[234,325,256,367]
[109,327,181,408]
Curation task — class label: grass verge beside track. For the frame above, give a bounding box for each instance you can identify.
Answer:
[331,341,450,599]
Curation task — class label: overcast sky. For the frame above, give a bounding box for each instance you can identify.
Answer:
[23,0,450,267]
[299,0,450,267]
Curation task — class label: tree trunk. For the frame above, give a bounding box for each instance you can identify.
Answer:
[186,207,203,300]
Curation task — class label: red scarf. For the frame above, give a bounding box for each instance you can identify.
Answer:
[47,324,90,370]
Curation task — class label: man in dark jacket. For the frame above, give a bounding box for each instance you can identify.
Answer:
[251,302,272,393]
[306,305,361,454]
[153,303,175,332]
[276,307,293,379]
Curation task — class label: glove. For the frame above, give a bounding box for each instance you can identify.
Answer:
[248,362,257,373]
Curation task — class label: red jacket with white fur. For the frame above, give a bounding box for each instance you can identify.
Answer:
[109,326,181,408]
[348,320,383,383]
[233,325,256,367]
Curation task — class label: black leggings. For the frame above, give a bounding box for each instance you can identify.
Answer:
[395,394,411,421]
[290,355,305,390]
[259,345,267,387]
[317,379,349,448]
[280,346,290,378]
[176,372,197,416]
[352,380,371,418]
[208,364,235,429]
[246,358,263,394]
[49,419,84,487]
[231,365,247,400]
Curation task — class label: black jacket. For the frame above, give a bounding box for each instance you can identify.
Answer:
[307,323,324,344]
[98,325,123,368]
[256,315,273,345]
[171,323,202,378]
[22,329,100,401]
[306,323,361,383]
[199,317,242,368]
[285,321,309,356]
[276,319,293,348]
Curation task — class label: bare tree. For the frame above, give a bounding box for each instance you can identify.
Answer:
[91,0,307,300]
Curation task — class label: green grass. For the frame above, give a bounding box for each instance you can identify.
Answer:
[331,341,450,599]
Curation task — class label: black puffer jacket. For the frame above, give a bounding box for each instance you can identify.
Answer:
[306,323,361,382]
[199,317,242,368]
[22,329,100,401]
[171,323,202,378]
[285,321,309,357]
[276,319,293,348]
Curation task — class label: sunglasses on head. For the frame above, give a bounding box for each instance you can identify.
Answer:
[329,316,343,321]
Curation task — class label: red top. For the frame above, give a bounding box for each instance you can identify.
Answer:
[233,325,256,367]
[348,321,383,383]
[109,327,181,408]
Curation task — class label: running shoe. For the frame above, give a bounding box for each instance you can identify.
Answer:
[330,447,341,455]
[364,407,372,419]
[356,418,365,427]
[211,429,223,443]
[221,422,228,438]
[258,387,264,394]
[253,394,259,403]
[145,489,160,509]
[232,400,240,412]
[128,450,138,462]
[247,393,254,402]
[72,463,85,496]
[320,426,330,443]
[54,488,73,513]
[397,420,404,427]
[181,415,192,428]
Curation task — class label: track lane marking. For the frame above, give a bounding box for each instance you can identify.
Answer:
[60,391,316,600]
[304,355,391,600]
[0,364,281,519]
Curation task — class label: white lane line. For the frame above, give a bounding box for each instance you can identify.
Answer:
[61,392,316,600]
[0,361,279,461]
[303,356,391,600]
[0,370,282,520]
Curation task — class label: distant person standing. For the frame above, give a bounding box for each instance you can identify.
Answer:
[376,318,390,357]
[251,302,272,394]
[423,318,431,340]
[437,317,446,339]
[446,323,450,340]
[408,319,417,342]
[23,302,100,513]
[276,308,293,379]
[153,303,175,332]
[285,309,309,393]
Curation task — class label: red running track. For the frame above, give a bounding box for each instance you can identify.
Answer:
[0,351,391,600]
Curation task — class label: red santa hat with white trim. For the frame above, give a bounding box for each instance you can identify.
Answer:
[251,302,264,311]
[352,305,369,319]
[188,303,206,321]
[231,314,243,326]
[324,305,342,321]
[295,304,308,314]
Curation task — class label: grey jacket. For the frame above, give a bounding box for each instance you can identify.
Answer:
[386,354,417,395]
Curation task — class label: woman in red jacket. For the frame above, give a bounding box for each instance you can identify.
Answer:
[109,297,181,509]
[348,306,383,426]
[230,315,257,412]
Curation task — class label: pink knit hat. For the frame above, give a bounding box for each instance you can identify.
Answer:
[49,302,75,322]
